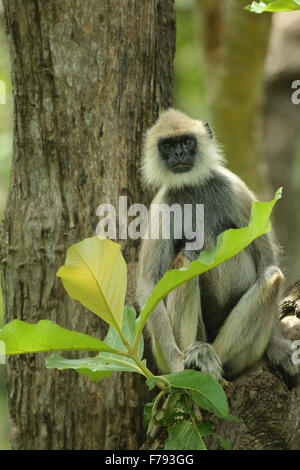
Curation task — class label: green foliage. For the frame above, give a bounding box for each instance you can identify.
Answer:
[165,421,211,450]
[147,370,228,418]
[144,371,240,449]
[246,0,300,13]
[0,191,282,449]
[0,319,115,355]
[46,307,145,381]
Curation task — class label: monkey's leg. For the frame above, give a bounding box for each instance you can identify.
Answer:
[168,273,224,380]
[167,253,206,351]
[166,250,222,380]
[170,252,223,381]
[212,265,284,378]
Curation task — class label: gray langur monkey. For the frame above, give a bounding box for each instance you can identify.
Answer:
[136,108,299,382]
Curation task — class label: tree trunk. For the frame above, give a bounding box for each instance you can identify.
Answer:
[0,0,175,450]
[195,0,272,197]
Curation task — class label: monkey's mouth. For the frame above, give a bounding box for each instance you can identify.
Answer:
[169,164,193,173]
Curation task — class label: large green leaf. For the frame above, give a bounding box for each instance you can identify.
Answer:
[57,237,126,331]
[45,352,145,378]
[165,421,211,450]
[149,370,228,418]
[0,319,115,355]
[45,306,145,381]
[136,189,282,339]
[246,0,300,13]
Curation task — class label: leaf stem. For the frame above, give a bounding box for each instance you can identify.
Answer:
[131,353,155,378]
[115,326,133,352]
[128,353,166,391]
[152,390,167,423]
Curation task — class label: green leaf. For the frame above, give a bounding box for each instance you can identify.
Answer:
[45,306,145,381]
[146,375,173,391]
[102,306,144,358]
[165,421,211,450]
[146,377,157,390]
[136,189,282,338]
[166,392,190,418]
[216,434,231,450]
[45,352,144,377]
[246,0,300,13]
[0,319,115,355]
[57,237,127,331]
[218,413,242,423]
[159,370,228,418]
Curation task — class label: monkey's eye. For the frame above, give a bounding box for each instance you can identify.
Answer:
[164,142,171,148]
[184,138,192,146]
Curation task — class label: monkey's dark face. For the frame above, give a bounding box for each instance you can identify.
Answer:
[158,134,197,173]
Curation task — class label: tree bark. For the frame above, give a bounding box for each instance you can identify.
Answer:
[195,0,272,197]
[0,0,175,449]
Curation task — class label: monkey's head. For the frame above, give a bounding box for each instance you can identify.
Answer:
[142,108,224,189]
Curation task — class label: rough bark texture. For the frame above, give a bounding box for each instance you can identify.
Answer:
[196,0,272,197]
[0,0,175,449]
[280,280,300,320]
[141,284,300,450]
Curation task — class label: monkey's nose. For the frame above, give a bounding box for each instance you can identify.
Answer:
[175,145,184,160]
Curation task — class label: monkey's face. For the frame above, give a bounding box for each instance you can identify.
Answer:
[158,134,197,174]
[142,108,224,189]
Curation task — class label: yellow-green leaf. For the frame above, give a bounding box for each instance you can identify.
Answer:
[57,237,126,331]
[0,320,115,355]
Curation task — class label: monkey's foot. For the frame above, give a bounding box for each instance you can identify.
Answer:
[184,341,223,381]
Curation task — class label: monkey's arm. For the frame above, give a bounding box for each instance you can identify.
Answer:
[136,237,184,373]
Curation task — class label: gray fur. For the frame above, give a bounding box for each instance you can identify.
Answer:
[136,110,299,381]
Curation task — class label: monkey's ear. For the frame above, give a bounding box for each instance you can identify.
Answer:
[204,122,213,139]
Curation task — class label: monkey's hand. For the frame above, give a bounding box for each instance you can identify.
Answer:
[184,341,223,381]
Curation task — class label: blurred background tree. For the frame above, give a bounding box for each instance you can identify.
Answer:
[263,12,300,284]
[0,0,300,449]
[195,0,272,196]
